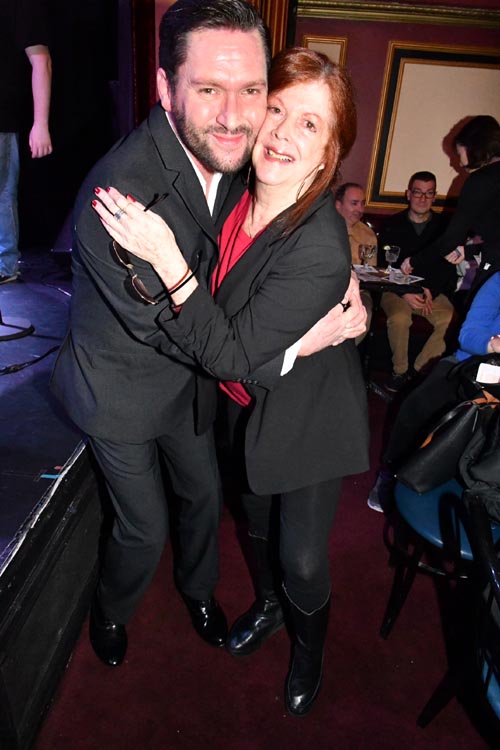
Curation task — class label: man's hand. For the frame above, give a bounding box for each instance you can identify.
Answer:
[298,273,367,356]
[25,45,53,159]
[400,257,413,275]
[402,287,433,315]
[29,121,52,158]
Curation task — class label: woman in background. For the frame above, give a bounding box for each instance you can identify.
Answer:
[403,116,500,298]
[93,48,369,716]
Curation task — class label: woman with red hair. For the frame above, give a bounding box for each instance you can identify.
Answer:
[93,48,369,716]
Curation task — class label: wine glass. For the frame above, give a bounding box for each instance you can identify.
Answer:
[383,245,401,274]
[358,244,376,266]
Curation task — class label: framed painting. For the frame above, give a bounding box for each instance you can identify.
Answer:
[302,34,348,66]
[366,42,500,211]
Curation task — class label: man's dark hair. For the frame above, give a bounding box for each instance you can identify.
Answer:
[335,182,363,202]
[159,0,271,89]
[453,115,500,170]
[408,171,436,189]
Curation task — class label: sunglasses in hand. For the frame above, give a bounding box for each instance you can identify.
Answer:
[111,192,168,305]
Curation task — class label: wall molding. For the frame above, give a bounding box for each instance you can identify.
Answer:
[297,2,500,29]
[251,0,291,53]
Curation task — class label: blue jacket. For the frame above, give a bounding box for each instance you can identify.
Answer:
[456,272,500,360]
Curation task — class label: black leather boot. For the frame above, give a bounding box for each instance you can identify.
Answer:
[285,596,330,716]
[227,537,284,656]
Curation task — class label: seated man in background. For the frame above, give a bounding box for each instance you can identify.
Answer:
[335,182,377,342]
[378,171,457,392]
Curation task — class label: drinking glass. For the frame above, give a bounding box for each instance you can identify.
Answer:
[384,245,401,273]
[358,244,376,266]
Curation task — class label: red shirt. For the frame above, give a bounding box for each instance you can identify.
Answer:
[212,191,254,407]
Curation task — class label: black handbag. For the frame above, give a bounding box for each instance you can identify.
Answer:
[396,397,490,494]
[447,353,500,401]
[459,405,500,523]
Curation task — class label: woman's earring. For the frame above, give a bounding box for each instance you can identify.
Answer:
[246,164,255,188]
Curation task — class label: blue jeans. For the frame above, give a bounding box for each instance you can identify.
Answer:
[0,132,20,276]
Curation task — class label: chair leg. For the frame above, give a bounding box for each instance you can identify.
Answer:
[417,667,463,727]
[380,539,425,639]
[417,577,475,727]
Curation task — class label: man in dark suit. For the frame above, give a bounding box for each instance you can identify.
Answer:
[51,0,272,667]
[51,0,365,668]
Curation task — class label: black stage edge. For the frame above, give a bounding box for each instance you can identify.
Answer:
[0,443,102,750]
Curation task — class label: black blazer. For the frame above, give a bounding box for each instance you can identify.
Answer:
[412,161,500,290]
[50,103,256,441]
[158,192,370,495]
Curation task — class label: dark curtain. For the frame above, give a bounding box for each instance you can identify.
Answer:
[18,0,119,249]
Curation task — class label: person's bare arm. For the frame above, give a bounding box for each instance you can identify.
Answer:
[25,45,53,158]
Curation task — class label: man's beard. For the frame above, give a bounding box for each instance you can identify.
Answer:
[172,105,255,174]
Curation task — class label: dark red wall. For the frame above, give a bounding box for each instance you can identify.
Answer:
[295,8,500,212]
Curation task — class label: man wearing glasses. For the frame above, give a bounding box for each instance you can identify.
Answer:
[377,171,456,393]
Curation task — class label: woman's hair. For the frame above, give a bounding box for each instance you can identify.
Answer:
[453,115,500,170]
[266,47,357,233]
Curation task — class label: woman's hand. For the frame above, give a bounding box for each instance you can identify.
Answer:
[298,274,367,354]
[487,335,500,354]
[92,186,190,292]
[445,246,465,264]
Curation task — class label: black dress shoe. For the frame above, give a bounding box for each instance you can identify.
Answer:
[89,602,128,667]
[227,597,284,656]
[183,596,228,647]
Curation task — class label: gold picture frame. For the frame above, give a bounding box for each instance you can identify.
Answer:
[366,42,500,211]
[302,34,348,66]
[297,2,500,30]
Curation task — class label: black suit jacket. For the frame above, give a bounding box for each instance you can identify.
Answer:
[158,192,370,494]
[50,103,259,441]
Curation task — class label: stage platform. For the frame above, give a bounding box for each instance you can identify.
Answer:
[0,251,102,750]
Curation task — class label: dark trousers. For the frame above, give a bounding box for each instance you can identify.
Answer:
[242,480,342,613]
[89,417,222,624]
[225,398,342,613]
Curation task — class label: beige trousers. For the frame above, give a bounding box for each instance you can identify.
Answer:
[381,291,454,374]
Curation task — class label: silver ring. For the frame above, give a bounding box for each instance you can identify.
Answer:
[114,207,127,221]
[340,300,350,312]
